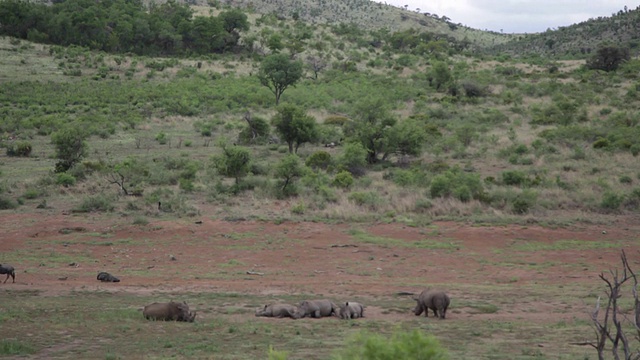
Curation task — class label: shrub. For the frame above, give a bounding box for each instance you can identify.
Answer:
[155,132,168,145]
[333,329,448,360]
[55,173,76,187]
[501,170,527,186]
[73,195,115,213]
[600,191,624,211]
[511,189,537,214]
[324,115,350,126]
[429,168,484,201]
[333,171,354,189]
[6,141,32,157]
[305,151,332,170]
[348,191,381,209]
[0,196,17,210]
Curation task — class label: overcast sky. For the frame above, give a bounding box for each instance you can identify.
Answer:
[372,0,632,33]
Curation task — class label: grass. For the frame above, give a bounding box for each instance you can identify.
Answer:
[347,228,461,251]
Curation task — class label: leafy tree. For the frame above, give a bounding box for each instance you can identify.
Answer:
[429,61,453,91]
[218,8,249,49]
[385,118,428,159]
[271,104,318,153]
[211,142,251,185]
[338,142,368,176]
[258,53,304,105]
[274,154,307,196]
[51,125,88,173]
[238,112,270,145]
[106,157,149,196]
[586,44,631,72]
[344,97,396,164]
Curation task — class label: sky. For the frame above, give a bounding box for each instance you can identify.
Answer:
[372,0,632,34]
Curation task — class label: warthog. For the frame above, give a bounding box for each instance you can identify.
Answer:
[97,272,120,282]
[293,299,338,319]
[339,301,365,319]
[413,289,450,319]
[0,264,15,283]
[255,303,298,318]
[143,301,196,322]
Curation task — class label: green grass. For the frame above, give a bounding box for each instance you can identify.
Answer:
[510,238,628,251]
[347,229,461,251]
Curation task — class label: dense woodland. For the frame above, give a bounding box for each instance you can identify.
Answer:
[0,0,639,223]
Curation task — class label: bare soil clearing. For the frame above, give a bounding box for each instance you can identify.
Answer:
[1,212,639,358]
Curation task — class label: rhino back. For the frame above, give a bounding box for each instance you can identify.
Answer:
[143,302,180,320]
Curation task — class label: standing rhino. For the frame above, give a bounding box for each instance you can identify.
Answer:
[255,303,298,318]
[0,264,15,283]
[339,301,365,319]
[143,301,196,322]
[413,289,450,319]
[97,272,120,282]
[293,299,338,319]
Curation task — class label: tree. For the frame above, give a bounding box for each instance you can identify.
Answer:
[274,154,307,196]
[573,250,640,360]
[237,111,270,145]
[271,104,318,153]
[429,61,453,91]
[385,118,428,161]
[258,53,303,105]
[587,45,631,72]
[211,142,251,185]
[344,97,396,164]
[51,125,88,173]
[106,157,148,196]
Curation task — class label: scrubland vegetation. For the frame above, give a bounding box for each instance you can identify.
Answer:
[1,0,640,358]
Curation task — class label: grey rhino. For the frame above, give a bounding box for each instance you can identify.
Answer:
[413,289,450,319]
[339,301,365,319]
[143,301,196,322]
[0,264,15,283]
[97,271,120,282]
[255,303,297,318]
[293,299,338,319]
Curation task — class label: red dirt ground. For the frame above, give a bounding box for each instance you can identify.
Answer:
[1,212,640,324]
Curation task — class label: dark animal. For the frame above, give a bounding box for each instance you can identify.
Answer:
[97,272,120,282]
[412,289,450,319]
[143,301,196,322]
[255,303,298,318]
[293,299,338,319]
[0,264,15,283]
[339,301,365,319]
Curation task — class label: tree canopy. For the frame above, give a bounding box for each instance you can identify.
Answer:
[258,53,304,105]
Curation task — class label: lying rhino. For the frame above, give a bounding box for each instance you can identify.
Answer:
[413,289,450,319]
[339,301,365,320]
[255,303,297,318]
[143,301,196,322]
[97,272,120,282]
[293,299,338,319]
[0,264,15,283]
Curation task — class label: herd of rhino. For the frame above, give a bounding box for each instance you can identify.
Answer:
[254,289,451,321]
[0,264,451,323]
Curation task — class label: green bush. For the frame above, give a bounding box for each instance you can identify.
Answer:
[511,189,537,214]
[333,329,448,360]
[429,168,484,201]
[333,171,354,189]
[55,173,76,187]
[306,151,332,170]
[593,137,610,149]
[600,191,624,211]
[5,141,32,157]
[0,196,17,210]
[348,191,381,209]
[73,195,115,213]
[501,170,527,186]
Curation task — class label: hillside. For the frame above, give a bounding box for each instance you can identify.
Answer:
[488,6,640,58]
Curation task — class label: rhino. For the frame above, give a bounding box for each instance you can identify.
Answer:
[413,289,450,319]
[0,264,15,283]
[339,301,365,320]
[143,301,196,322]
[255,303,297,318]
[293,299,338,319]
[97,272,120,282]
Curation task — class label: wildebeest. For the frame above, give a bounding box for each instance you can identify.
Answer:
[97,272,120,282]
[0,264,15,283]
[143,301,196,322]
